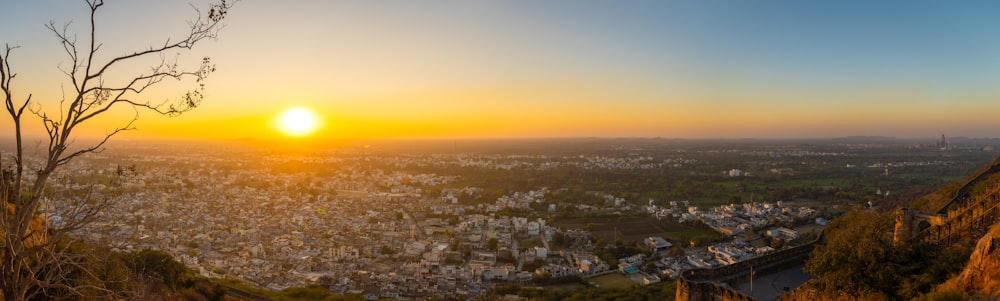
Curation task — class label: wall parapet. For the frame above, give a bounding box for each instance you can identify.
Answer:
[677,231,824,301]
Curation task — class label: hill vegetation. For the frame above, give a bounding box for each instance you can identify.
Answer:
[803,209,971,300]
[911,156,1000,212]
[919,223,1000,300]
[799,156,1000,300]
[12,240,365,301]
[494,281,677,301]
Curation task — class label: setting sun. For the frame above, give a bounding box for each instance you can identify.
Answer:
[277,107,320,137]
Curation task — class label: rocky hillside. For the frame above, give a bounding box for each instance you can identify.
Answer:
[921,223,1000,300]
[788,156,1000,301]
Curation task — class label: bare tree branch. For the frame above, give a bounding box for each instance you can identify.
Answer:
[2,0,235,299]
[55,112,137,167]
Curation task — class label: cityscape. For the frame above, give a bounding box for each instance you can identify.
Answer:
[15,137,996,299]
[4,1,1000,300]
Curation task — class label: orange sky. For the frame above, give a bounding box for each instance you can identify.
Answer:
[3,1,1000,142]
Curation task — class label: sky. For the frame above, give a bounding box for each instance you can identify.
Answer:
[2,0,1000,141]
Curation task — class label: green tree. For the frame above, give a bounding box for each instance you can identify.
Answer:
[125,249,195,290]
[771,237,786,249]
[805,209,897,298]
[533,271,552,283]
[552,232,567,248]
[487,237,499,250]
[803,207,969,300]
[761,235,773,247]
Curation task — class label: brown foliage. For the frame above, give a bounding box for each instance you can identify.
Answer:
[1,203,47,247]
[929,223,1000,300]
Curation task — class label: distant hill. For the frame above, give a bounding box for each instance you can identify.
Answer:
[830,136,898,143]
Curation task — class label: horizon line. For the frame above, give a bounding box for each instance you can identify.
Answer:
[0,134,995,144]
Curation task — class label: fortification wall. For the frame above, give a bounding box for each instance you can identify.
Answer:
[937,159,1000,214]
[677,234,821,301]
[908,184,1000,245]
[677,278,756,301]
[679,157,1000,301]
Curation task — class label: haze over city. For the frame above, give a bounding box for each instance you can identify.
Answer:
[2,0,1000,141]
[7,1,1000,300]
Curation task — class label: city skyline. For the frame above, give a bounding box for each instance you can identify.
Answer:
[3,0,1000,141]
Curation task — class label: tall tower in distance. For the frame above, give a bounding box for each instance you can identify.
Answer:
[937,134,950,151]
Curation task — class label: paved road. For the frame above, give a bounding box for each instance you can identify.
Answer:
[400,208,424,240]
[733,264,813,301]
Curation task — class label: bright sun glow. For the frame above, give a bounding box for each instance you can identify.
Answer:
[277,107,319,137]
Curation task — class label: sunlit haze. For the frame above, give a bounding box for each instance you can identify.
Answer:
[3,1,1000,141]
[4,2,1000,297]
[277,107,321,137]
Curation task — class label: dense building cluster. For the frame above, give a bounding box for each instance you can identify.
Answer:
[13,137,995,298]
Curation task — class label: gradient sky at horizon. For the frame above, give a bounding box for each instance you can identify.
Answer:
[2,0,1000,141]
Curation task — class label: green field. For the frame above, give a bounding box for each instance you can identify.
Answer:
[553,215,723,245]
[541,282,587,292]
[794,223,825,234]
[518,237,545,249]
[587,273,635,289]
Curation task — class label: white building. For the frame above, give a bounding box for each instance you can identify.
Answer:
[766,227,799,240]
[533,246,548,259]
[526,222,540,236]
[645,236,672,253]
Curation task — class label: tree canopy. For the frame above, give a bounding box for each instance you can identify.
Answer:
[805,208,970,300]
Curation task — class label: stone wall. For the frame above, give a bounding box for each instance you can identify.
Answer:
[677,278,757,301]
[676,233,823,301]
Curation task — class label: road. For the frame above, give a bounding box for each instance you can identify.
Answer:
[733,264,813,301]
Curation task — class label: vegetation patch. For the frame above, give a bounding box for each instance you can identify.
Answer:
[804,209,972,300]
[496,278,676,300]
[553,215,722,246]
[212,279,362,301]
[587,273,636,289]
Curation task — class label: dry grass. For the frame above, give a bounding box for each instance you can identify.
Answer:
[923,222,1000,300]
[2,202,49,247]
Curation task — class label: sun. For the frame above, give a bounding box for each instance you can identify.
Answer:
[277,107,319,137]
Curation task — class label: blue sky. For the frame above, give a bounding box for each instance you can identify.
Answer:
[2,1,1000,139]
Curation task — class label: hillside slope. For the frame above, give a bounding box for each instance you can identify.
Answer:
[790,156,1000,301]
[921,223,1000,300]
[911,156,1000,212]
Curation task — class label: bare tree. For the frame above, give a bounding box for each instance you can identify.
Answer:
[1,0,234,299]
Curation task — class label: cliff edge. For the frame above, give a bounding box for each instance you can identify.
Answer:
[927,223,1000,300]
